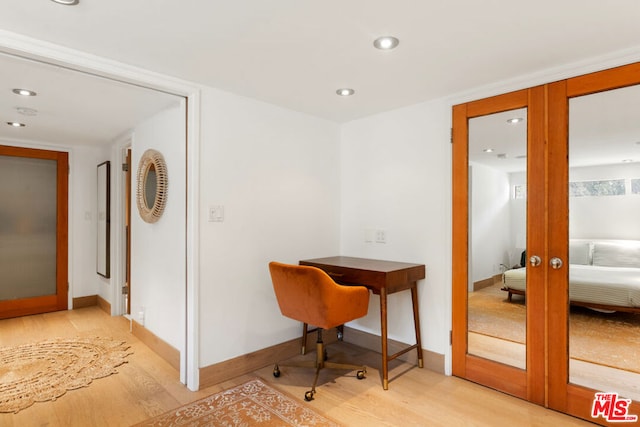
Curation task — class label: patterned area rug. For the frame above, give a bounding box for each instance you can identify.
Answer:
[468,283,640,373]
[0,336,132,413]
[134,378,340,427]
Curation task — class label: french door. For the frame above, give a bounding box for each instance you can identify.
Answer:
[453,62,640,425]
[0,145,68,319]
[452,86,546,404]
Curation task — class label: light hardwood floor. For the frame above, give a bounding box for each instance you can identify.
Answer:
[0,307,594,427]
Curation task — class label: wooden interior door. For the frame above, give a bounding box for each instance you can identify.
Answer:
[452,87,546,404]
[454,62,640,426]
[0,145,68,319]
[547,63,640,424]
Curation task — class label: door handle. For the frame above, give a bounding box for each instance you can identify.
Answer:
[550,257,564,269]
[529,255,542,267]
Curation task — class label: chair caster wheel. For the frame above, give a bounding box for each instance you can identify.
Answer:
[304,390,314,401]
[356,370,366,380]
[273,365,280,378]
[337,330,344,340]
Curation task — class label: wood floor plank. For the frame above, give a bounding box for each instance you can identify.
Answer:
[0,307,594,426]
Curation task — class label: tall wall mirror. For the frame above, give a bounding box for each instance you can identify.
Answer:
[97,161,111,278]
[467,107,528,369]
[567,83,640,402]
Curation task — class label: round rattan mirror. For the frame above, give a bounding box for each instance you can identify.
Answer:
[136,149,168,223]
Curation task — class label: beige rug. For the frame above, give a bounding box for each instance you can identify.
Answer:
[134,378,340,427]
[0,336,132,413]
[468,283,640,373]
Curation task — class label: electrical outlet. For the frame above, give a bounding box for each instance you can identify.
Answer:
[375,229,387,243]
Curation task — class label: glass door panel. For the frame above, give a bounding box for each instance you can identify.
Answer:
[467,108,528,369]
[568,84,640,402]
[0,155,57,300]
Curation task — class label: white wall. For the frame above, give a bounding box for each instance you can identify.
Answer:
[130,102,186,351]
[340,99,451,361]
[569,163,640,240]
[509,171,527,267]
[70,145,111,300]
[198,87,341,367]
[508,164,640,255]
[469,162,512,283]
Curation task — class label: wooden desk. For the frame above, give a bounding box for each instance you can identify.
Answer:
[299,256,426,389]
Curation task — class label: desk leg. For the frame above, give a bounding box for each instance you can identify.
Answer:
[380,287,389,390]
[411,284,424,368]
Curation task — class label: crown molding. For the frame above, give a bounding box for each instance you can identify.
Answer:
[447,44,640,106]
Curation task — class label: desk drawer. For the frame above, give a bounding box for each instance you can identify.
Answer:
[303,263,383,290]
[324,267,373,284]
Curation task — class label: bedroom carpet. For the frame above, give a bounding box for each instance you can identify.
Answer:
[132,378,340,427]
[468,283,640,373]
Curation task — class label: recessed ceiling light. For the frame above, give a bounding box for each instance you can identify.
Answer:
[50,0,79,5]
[507,118,523,124]
[336,88,355,97]
[373,36,400,50]
[7,121,26,127]
[483,148,494,153]
[12,88,37,97]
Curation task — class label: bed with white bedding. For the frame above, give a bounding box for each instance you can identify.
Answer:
[502,240,640,312]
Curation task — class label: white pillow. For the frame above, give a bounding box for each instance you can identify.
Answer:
[592,242,640,268]
[569,241,592,265]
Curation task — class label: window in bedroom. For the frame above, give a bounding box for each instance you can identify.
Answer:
[568,179,625,197]
[632,178,640,194]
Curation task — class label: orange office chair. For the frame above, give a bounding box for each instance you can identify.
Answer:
[268,261,370,401]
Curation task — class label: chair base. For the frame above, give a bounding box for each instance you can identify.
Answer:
[273,328,366,401]
[301,323,343,355]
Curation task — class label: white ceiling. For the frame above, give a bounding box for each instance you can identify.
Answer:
[2,1,640,147]
[0,52,181,146]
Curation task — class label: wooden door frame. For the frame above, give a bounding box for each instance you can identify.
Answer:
[0,145,68,319]
[125,148,132,315]
[452,87,546,404]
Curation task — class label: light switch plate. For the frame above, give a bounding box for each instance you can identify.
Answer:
[208,205,224,222]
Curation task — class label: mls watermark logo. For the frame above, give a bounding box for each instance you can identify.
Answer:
[592,392,638,422]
